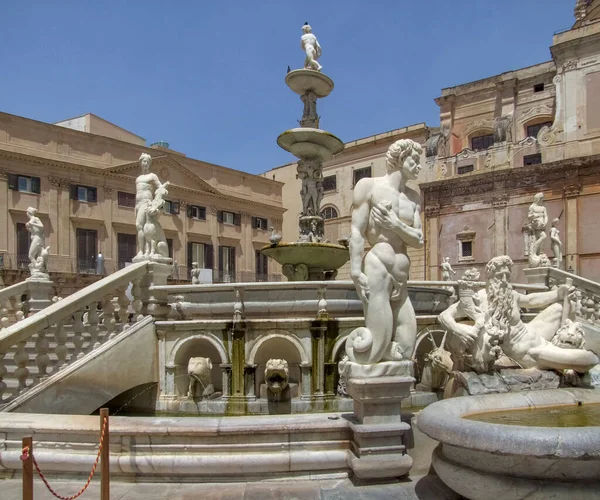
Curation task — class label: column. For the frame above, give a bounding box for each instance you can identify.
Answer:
[492,194,508,256]
[564,184,581,273]
[244,364,257,399]
[425,205,440,280]
[220,363,232,398]
[0,170,8,253]
[310,323,326,398]
[230,324,246,399]
[300,364,312,400]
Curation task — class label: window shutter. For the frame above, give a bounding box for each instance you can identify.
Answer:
[70,185,78,200]
[31,177,41,194]
[233,213,241,226]
[217,210,223,223]
[89,187,97,203]
[172,201,180,214]
[231,247,236,274]
[199,206,206,220]
[8,174,18,191]
[205,244,214,270]
[187,241,193,270]
[186,205,192,218]
[218,246,224,272]
[251,217,257,229]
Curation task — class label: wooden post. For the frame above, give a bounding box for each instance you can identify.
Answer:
[22,436,33,500]
[100,408,110,500]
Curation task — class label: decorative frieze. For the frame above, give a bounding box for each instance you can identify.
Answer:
[563,184,582,198]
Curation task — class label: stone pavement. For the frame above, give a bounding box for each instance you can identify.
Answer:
[0,474,459,499]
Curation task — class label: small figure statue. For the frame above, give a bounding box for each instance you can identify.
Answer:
[301,23,322,72]
[187,357,214,399]
[134,153,171,262]
[297,159,322,217]
[269,226,282,246]
[440,257,456,281]
[191,262,201,284]
[439,255,598,374]
[346,139,424,364]
[550,218,563,269]
[527,193,550,268]
[26,207,50,280]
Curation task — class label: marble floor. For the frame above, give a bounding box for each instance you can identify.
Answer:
[0,474,458,499]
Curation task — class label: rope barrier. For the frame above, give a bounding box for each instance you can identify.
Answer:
[20,416,108,500]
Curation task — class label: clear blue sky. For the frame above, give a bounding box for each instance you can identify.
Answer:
[1,1,573,175]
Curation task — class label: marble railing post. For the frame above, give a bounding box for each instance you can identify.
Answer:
[140,263,172,321]
[26,280,54,316]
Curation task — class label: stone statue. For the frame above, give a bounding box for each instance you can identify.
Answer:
[346,139,424,364]
[439,255,599,374]
[191,262,201,284]
[264,358,289,394]
[300,91,319,128]
[527,193,550,268]
[301,23,322,71]
[134,153,171,262]
[493,115,513,144]
[297,159,322,217]
[440,257,456,281]
[26,207,50,280]
[550,218,563,269]
[187,357,214,399]
[416,345,453,393]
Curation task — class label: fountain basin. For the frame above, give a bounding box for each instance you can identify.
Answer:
[277,128,344,161]
[285,69,334,97]
[417,388,600,499]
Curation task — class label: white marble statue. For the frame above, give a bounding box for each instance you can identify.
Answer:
[191,262,201,284]
[264,358,289,394]
[527,193,550,268]
[187,356,214,399]
[134,153,171,262]
[550,218,563,269]
[26,207,50,280]
[301,23,322,71]
[439,255,599,374]
[440,257,456,281]
[346,139,424,364]
[297,159,323,217]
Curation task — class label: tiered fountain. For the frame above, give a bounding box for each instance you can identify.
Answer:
[262,23,349,281]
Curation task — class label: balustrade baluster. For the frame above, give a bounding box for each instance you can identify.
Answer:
[35,328,50,380]
[0,351,7,401]
[14,341,30,393]
[131,279,143,322]
[102,295,117,340]
[87,302,100,350]
[0,300,10,329]
[117,289,130,327]
[54,321,69,370]
[72,311,86,359]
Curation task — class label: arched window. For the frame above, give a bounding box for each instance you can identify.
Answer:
[524,118,553,139]
[320,206,338,220]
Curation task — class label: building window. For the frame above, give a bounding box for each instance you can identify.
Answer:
[118,191,136,208]
[163,200,180,215]
[117,233,137,269]
[320,206,338,219]
[252,216,268,230]
[167,238,173,259]
[186,204,206,220]
[526,121,553,139]
[219,246,236,282]
[461,240,473,258]
[187,242,214,278]
[353,166,372,186]
[322,175,337,192]
[8,174,41,194]
[470,134,494,151]
[457,226,476,262]
[16,223,30,269]
[533,83,545,93]
[457,164,474,175]
[70,185,97,203]
[523,153,542,166]
[256,250,268,281]
[76,228,97,273]
[218,210,240,226]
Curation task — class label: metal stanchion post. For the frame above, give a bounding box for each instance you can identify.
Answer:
[100,408,110,500]
[22,436,33,500]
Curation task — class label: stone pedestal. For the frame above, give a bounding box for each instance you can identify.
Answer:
[345,361,415,481]
[26,279,54,315]
[523,267,550,286]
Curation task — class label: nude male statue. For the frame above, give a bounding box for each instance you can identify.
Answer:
[26,207,45,267]
[301,23,322,72]
[346,139,424,364]
[550,218,563,269]
[527,192,549,266]
[440,257,456,281]
[439,255,598,374]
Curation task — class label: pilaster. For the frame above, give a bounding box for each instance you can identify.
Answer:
[424,205,440,280]
[563,183,581,273]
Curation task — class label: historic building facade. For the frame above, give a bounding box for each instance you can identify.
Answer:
[0,112,285,294]
[422,2,600,282]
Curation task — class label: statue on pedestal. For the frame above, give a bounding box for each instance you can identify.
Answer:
[440,257,456,281]
[345,139,424,366]
[134,153,171,263]
[301,23,322,72]
[191,262,201,284]
[26,207,50,280]
[439,255,598,374]
[550,218,563,269]
[527,192,550,268]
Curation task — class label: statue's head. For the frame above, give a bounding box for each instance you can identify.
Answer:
[534,192,544,203]
[551,319,585,350]
[552,217,560,227]
[385,139,423,180]
[444,257,450,263]
[486,255,513,282]
[302,23,312,34]
[26,207,37,217]
[139,153,152,173]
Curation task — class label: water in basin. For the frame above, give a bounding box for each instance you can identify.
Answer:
[465,403,600,427]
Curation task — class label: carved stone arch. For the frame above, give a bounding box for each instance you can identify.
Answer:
[320,204,339,220]
[247,331,310,366]
[517,104,554,128]
[330,334,350,363]
[167,332,229,367]
[462,120,494,149]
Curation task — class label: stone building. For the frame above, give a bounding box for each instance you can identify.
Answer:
[422,1,600,282]
[0,111,285,294]
[263,123,434,280]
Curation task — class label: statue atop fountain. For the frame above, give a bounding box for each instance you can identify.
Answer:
[26,207,50,281]
[301,23,322,72]
[133,152,172,263]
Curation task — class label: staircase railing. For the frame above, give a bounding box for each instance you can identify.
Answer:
[0,261,171,406]
[0,281,31,328]
[547,267,600,327]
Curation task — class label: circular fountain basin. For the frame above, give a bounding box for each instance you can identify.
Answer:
[285,69,334,97]
[277,128,344,161]
[417,388,600,499]
[262,242,349,280]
